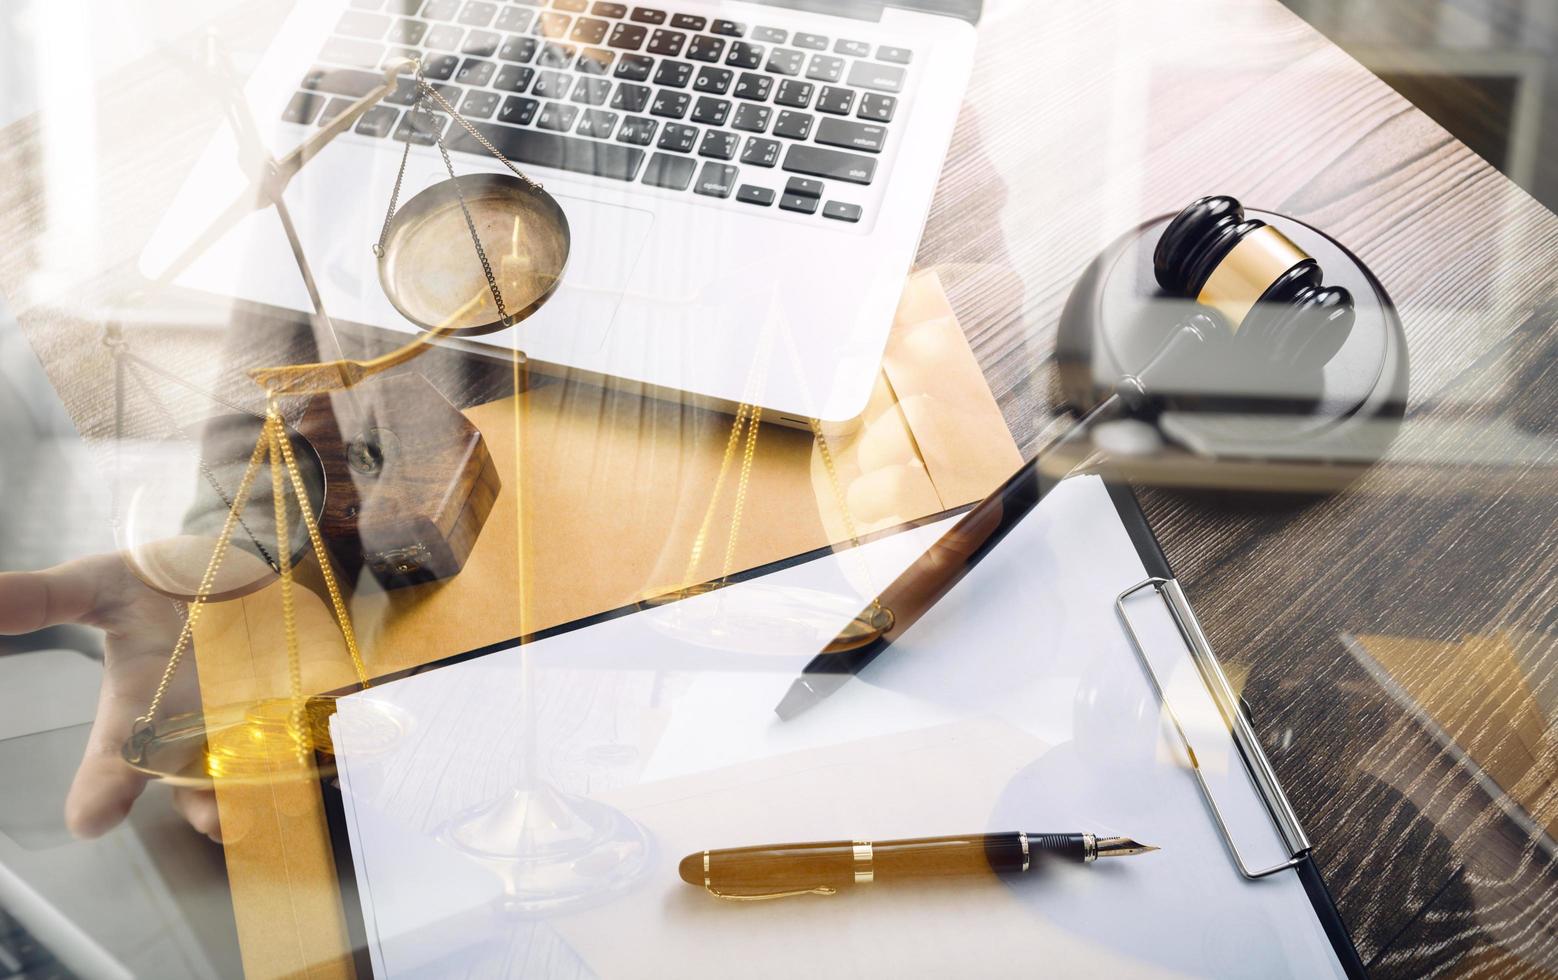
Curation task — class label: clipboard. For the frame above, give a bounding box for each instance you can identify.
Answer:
[316,480,1367,978]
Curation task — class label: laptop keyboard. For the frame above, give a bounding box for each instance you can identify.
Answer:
[285,0,915,224]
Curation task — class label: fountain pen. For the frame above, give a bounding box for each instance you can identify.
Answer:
[680,832,1158,900]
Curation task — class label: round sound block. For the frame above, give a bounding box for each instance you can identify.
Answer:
[1057,209,1408,466]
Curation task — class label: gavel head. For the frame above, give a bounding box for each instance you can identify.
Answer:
[1153,195,1354,373]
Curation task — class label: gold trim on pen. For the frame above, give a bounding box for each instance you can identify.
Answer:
[853,841,874,883]
[1196,225,1309,331]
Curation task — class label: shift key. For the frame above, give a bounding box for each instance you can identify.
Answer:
[782,143,876,185]
[816,117,886,153]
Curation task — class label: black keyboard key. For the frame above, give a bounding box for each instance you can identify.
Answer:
[383,47,419,72]
[653,59,693,87]
[846,61,904,93]
[693,66,733,94]
[785,175,823,198]
[774,79,813,108]
[496,6,535,31]
[315,97,355,126]
[877,45,912,64]
[647,28,686,56]
[535,11,572,37]
[691,96,730,126]
[694,161,739,197]
[617,114,657,144]
[577,46,614,73]
[816,86,854,115]
[393,108,448,143]
[732,72,772,101]
[823,200,862,222]
[593,1,628,16]
[458,1,498,26]
[500,35,540,61]
[740,135,780,167]
[671,13,706,30]
[455,57,496,86]
[858,91,896,122]
[732,103,771,132]
[650,90,690,118]
[686,35,725,62]
[780,192,818,214]
[571,16,610,43]
[302,67,386,98]
[772,109,813,140]
[610,82,651,111]
[642,151,696,189]
[608,23,647,48]
[577,107,620,137]
[737,184,775,206]
[630,6,667,23]
[319,35,383,67]
[710,19,744,37]
[426,52,461,77]
[698,129,739,159]
[388,17,429,44]
[461,89,501,118]
[463,28,501,54]
[554,0,588,11]
[498,95,540,124]
[572,76,613,104]
[531,69,571,98]
[834,38,869,57]
[793,32,827,50]
[615,52,654,80]
[657,122,698,152]
[783,143,876,184]
[816,117,886,153]
[425,23,465,49]
[337,11,391,39]
[383,75,421,105]
[766,48,805,77]
[282,91,325,125]
[816,85,853,115]
[536,101,581,130]
[537,41,577,67]
[725,41,764,69]
[354,104,399,136]
[805,54,843,83]
[421,0,460,20]
[753,26,787,42]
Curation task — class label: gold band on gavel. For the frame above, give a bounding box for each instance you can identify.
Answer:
[1196,225,1311,331]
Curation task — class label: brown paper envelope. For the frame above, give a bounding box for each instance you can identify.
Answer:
[192,267,1022,978]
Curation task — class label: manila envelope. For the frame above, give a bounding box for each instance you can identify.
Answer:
[188,267,1024,978]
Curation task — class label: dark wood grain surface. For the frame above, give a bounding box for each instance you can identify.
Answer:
[2,0,1557,976]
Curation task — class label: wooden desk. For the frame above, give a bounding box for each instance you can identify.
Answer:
[2,0,1557,976]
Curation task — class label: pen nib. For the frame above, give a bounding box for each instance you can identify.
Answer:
[1094,836,1159,858]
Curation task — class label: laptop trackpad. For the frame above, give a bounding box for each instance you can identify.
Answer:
[478,190,654,360]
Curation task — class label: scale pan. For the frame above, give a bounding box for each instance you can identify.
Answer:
[378,173,570,336]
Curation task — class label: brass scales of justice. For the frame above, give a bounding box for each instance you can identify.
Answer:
[116,40,892,802]
[118,47,569,785]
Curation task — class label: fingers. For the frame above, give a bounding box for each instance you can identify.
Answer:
[0,554,123,635]
[63,655,165,839]
[173,787,223,843]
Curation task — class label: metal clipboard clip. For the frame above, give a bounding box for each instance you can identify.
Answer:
[1116,577,1311,879]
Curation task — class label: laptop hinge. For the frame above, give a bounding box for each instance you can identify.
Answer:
[750,0,982,26]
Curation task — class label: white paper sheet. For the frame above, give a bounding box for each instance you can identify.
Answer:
[332,475,1346,978]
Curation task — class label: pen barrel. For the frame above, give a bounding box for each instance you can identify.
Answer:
[701,840,860,895]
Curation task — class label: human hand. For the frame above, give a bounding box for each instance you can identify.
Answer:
[0,556,224,841]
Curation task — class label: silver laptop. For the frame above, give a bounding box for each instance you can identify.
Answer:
[141,0,982,424]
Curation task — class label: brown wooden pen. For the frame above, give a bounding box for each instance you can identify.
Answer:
[680,833,1157,900]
